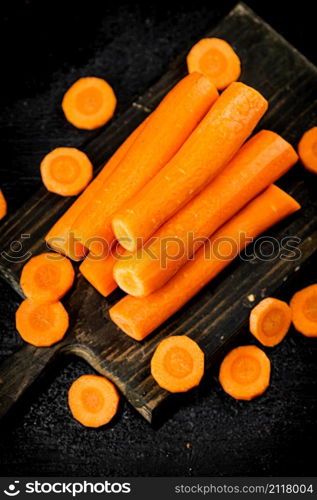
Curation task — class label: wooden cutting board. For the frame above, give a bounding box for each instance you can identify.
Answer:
[0,3,316,423]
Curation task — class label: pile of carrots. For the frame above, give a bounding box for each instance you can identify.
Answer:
[3,37,316,428]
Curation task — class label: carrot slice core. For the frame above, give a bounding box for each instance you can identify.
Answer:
[290,284,317,337]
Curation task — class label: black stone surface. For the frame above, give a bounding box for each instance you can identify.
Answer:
[0,0,316,477]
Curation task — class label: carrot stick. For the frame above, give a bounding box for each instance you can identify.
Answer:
[249,297,292,347]
[219,345,270,400]
[0,189,7,220]
[298,127,317,174]
[151,336,204,393]
[71,73,219,255]
[112,82,268,252]
[45,120,146,260]
[114,130,298,297]
[290,284,317,337]
[68,375,119,427]
[109,185,300,341]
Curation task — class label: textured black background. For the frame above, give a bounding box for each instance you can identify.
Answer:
[0,0,316,477]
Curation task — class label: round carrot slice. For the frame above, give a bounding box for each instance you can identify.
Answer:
[298,127,317,174]
[16,299,69,347]
[68,375,119,427]
[151,336,204,393]
[187,38,241,90]
[40,147,93,196]
[20,252,75,302]
[62,77,117,130]
[249,297,292,347]
[219,345,270,401]
[290,284,317,337]
[0,189,7,220]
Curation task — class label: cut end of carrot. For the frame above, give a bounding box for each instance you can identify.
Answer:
[68,374,119,427]
[109,298,145,341]
[62,77,117,130]
[112,218,137,252]
[0,189,7,220]
[298,127,317,174]
[151,336,204,393]
[250,297,292,347]
[113,264,147,297]
[290,284,317,337]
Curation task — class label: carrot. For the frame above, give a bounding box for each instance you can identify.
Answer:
[20,252,75,303]
[290,284,317,337]
[16,299,69,347]
[249,297,292,347]
[114,130,297,297]
[112,82,268,252]
[298,127,317,174]
[40,147,93,196]
[151,336,204,393]
[70,73,219,255]
[187,38,241,90]
[62,77,117,130]
[109,185,300,341]
[0,189,7,220]
[68,374,119,427]
[45,120,146,260]
[219,345,270,400]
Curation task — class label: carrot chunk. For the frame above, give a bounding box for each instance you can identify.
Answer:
[298,127,317,174]
[68,375,119,427]
[187,38,241,90]
[219,345,270,400]
[16,299,69,347]
[290,284,317,337]
[62,77,117,130]
[250,297,292,347]
[0,189,7,220]
[41,147,93,196]
[20,253,75,302]
[151,336,204,393]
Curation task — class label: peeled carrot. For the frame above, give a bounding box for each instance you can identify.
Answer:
[45,120,146,260]
[20,252,75,303]
[290,284,317,337]
[109,185,300,341]
[62,77,117,130]
[112,82,268,252]
[68,375,119,427]
[0,189,7,220]
[16,299,69,347]
[298,127,317,174]
[114,130,297,297]
[187,38,241,90]
[71,73,219,255]
[41,147,93,196]
[219,345,270,400]
[151,336,204,393]
[250,297,292,347]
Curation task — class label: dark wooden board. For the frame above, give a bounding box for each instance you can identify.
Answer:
[0,3,316,423]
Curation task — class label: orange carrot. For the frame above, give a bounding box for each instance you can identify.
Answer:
[20,252,75,303]
[151,336,204,393]
[68,375,119,427]
[187,38,241,90]
[249,297,292,347]
[45,120,146,260]
[0,189,7,220]
[112,82,268,252]
[219,345,270,400]
[114,130,297,297]
[62,77,117,130]
[109,185,300,341]
[290,284,317,337]
[41,148,93,196]
[71,73,219,255]
[298,127,317,174]
[16,299,69,347]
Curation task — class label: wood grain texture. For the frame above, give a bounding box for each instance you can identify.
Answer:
[0,3,316,423]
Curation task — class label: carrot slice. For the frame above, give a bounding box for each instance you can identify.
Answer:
[20,252,75,302]
[151,336,204,393]
[187,38,241,90]
[0,189,7,220]
[41,147,93,196]
[249,297,292,347]
[68,375,119,427]
[62,77,117,130]
[290,284,317,337]
[219,345,270,400]
[298,127,317,174]
[16,299,69,347]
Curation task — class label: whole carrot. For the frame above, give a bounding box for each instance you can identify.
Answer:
[109,185,300,341]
